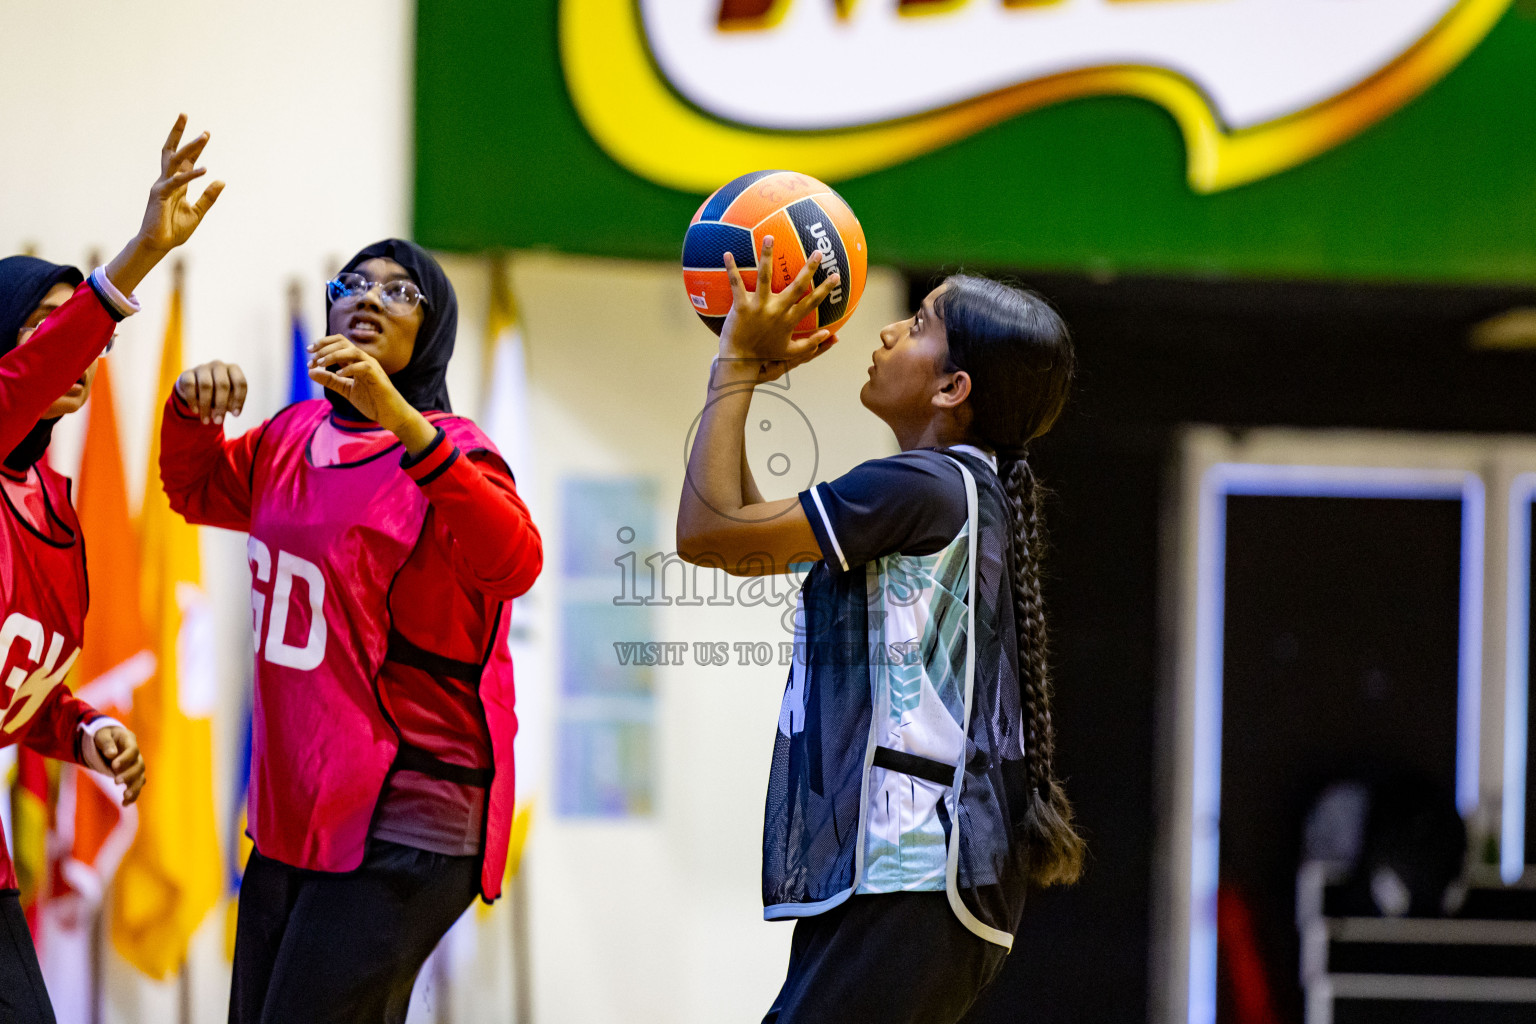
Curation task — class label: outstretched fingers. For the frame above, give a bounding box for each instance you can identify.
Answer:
[162,114,189,165]
[788,267,839,324]
[308,366,355,392]
[170,131,211,175]
[756,236,775,299]
[307,336,360,367]
[722,249,748,305]
[783,328,835,364]
[193,179,225,218]
[805,330,837,354]
[779,250,823,311]
[162,167,207,195]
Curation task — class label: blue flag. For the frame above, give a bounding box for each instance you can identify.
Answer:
[225,681,253,958]
[288,311,317,404]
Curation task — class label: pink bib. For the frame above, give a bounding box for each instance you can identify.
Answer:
[245,401,518,898]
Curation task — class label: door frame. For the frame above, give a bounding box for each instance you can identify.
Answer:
[1152,426,1525,1024]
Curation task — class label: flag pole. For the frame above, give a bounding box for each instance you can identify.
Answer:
[169,261,195,1024]
[178,957,191,1024]
[87,240,105,1024]
[90,901,103,1024]
[512,861,532,1023]
[433,943,452,1024]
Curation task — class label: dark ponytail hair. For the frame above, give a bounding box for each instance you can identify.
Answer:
[937,274,1084,887]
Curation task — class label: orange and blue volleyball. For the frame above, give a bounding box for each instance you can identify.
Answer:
[682,170,868,340]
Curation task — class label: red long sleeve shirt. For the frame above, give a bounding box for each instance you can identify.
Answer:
[160,393,541,597]
[160,394,543,854]
[0,282,118,458]
[0,461,116,891]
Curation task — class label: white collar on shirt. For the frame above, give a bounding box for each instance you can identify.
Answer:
[946,444,998,472]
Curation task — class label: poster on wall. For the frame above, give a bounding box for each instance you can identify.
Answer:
[416,0,1536,282]
[556,477,658,817]
[565,0,1507,194]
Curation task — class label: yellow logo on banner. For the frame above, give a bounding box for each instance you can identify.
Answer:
[560,0,1510,193]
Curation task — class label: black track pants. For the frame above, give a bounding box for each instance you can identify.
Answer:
[0,890,55,1024]
[763,892,1008,1024]
[230,839,478,1024]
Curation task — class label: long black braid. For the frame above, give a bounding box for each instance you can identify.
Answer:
[939,275,1084,887]
[1004,455,1083,885]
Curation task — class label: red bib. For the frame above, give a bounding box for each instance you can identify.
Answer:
[0,464,88,889]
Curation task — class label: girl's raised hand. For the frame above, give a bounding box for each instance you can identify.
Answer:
[306,335,409,427]
[105,115,226,297]
[719,236,841,379]
[138,114,225,254]
[175,360,247,425]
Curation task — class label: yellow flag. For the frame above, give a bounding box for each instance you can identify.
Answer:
[111,264,222,979]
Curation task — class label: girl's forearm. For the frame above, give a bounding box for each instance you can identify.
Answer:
[741,444,764,506]
[103,235,164,298]
[680,356,758,545]
[384,405,438,455]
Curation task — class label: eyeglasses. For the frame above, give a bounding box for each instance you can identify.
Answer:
[326,272,426,315]
[18,323,116,353]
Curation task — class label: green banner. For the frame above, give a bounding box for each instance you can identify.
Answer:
[416,2,1536,284]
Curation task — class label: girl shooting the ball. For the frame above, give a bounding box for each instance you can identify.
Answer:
[677,237,1083,1024]
[159,239,542,1024]
[0,113,220,1023]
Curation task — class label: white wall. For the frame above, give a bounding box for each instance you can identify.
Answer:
[1,4,909,1021]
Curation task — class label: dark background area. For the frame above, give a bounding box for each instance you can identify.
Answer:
[1222,494,1464,1020]
[901,272,1536,1023]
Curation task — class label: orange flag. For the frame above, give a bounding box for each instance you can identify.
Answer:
[37,361,150,1022]
[64,359,149,897]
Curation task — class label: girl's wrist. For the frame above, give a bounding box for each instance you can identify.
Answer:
[104,238,164,297]
[712,351,761,387]
[132,229,174,256]
[384,405,435,453]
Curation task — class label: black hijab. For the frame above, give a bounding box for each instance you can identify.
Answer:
[0,256,85,471]
[324,238,457,420]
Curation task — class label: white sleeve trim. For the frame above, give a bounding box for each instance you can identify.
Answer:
[807,484,849,572]
[78,716,124,775]
[89,267,141,318]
